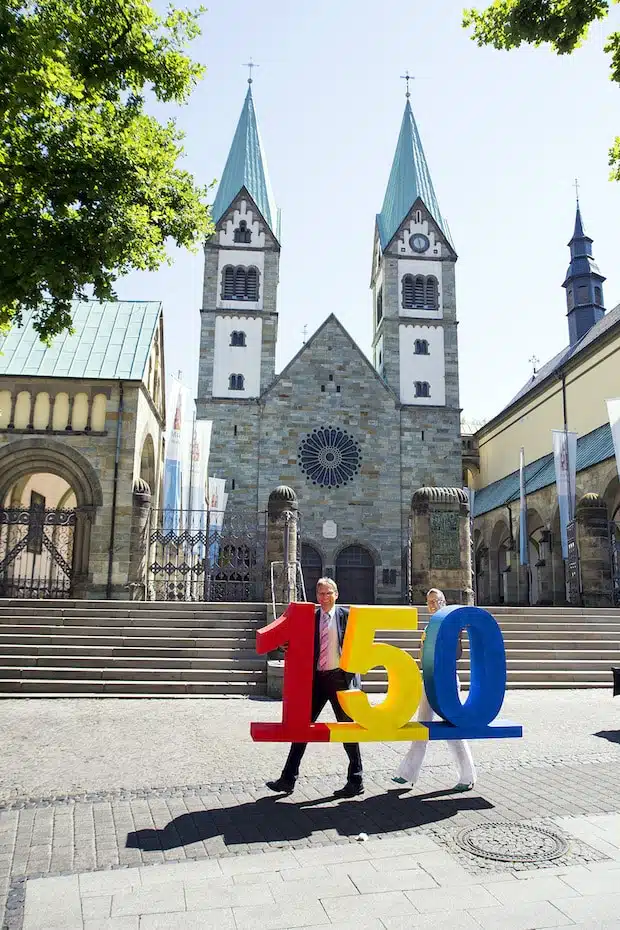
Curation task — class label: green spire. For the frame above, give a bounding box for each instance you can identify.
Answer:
[211,85,278,237]
[377,99,450,249]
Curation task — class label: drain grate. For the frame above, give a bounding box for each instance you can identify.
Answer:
[456,822,570,863]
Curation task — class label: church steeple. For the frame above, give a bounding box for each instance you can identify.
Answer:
[562,198,605,346]
[376,98,451,250]
[211,84,279,238]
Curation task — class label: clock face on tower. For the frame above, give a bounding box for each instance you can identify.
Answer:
[410,234,430,253]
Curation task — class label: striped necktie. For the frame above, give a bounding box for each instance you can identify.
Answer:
[318,611,331,669]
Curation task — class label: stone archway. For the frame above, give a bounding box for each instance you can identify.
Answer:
[0,439,103,597]
[335,544,375,605]
[301,542,323,601]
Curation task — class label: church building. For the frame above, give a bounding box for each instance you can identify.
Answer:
[196,82,463,604]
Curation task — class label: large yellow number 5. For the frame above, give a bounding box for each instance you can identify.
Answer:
[338,606,423,735]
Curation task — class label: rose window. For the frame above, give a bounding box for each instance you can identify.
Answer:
[298,428,362,489]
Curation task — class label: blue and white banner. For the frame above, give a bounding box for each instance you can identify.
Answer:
[186,419,213,542]
[519,447,528,566]
[552,429,578,560]
[606,398,620,484]
[162,376,193,531]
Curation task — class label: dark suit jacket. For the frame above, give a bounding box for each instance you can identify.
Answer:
[313,605,362,690]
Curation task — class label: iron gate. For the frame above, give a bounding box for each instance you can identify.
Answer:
[147,509,267,601]
[566,520,581,605]
[0,506,76,598]
[611,521,620,606]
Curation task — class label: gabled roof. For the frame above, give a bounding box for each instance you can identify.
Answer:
[263,314,399,403]
[210,85,279,238]
[377,99,451,250]
[473,422,615,517]
[0,301,161,380]
[502,301,620,413]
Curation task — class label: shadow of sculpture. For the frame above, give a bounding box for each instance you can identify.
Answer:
[126,791,494,852]
[594,729,620,744]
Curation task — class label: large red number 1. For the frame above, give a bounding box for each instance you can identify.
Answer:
[250,602,330,742]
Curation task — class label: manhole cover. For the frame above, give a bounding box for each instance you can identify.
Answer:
[456,823,570,863]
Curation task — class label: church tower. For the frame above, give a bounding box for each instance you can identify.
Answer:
[371,89,459,412]
[563,199,606,346]
[196,80,280,505]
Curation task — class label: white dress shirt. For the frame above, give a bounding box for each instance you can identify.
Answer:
[317,607,340,671]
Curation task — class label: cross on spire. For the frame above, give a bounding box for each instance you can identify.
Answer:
[528,354,539,376]
[574,177,580,206]
[243,58,259,84]
[400,71,414,99]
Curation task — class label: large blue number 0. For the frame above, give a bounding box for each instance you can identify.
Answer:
[422,605,515,738]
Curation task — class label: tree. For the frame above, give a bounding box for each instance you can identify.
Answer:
[0,0,213,341]
[462,1,620,175]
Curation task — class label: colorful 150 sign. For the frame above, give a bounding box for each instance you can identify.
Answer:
[250,604,522,744]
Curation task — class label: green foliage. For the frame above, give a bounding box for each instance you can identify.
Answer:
[0,0,213,341]
[462,0,620,179]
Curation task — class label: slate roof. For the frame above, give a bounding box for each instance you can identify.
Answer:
[473,422,615,517]
[0,301,161,381]
[377,99,451,250]
[504,301,620,411]
[210,85,279,238]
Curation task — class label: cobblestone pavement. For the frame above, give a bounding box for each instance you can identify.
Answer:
[1,691,619,928]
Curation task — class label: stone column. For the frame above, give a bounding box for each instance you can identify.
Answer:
[266,485,299,605]
[575,493,614,607]
[410,487,474,605]
[128,478,152,601]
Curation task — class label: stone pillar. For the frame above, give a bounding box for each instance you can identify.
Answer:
[575,493,614,607]
[266,485,299,605]
[128,478,152,601]
[410,487,474,605]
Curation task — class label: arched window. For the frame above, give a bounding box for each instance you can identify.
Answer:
[233,220,252,243]
[576,284,589,304]
[414,276,425,308]
[376,287,383,324]
[234,266,246,298]
[425,276,438,309]
[567,287,574,310]
[595,285,602,305]
[230,331,246,347]
[229,373,245,390]
[414,381,430,398]
[402,274,414,309]
[222,266,235,299]
[246,266,259,300]
[414,339,429,355]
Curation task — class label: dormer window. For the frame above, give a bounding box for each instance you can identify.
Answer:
[230,331,246,347]
[414,381,430,398]
[229,373,245,390]
[414,339,429,355]
[233,220,252,243]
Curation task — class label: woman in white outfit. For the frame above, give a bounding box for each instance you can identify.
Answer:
[393,588,476,791]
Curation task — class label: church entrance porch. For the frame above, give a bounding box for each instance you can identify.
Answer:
[147,508,267,602]
[335,545,375,605]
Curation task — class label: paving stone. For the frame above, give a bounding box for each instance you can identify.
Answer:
[321,890,415,922]
[405,882,500,912]
[83,894,112,919]
[83,920,139,930]
[185,879,275,909]
[300,920,384,930]
[80,868,141,896]
[469,901,575,929]
[551,891,620,922]
[485,874,580,904]
[292,844,371,868]
[276,875,359,902]
[232,899,328,930]
[111,883,185,916]
[558,865,620,895]
[219,849,299,876]
[140,859,223,885]
[382,913,483,930]
[22,874,82,930]
[351,866,437,894]
[231,869,285,886]
[140,909,236,930]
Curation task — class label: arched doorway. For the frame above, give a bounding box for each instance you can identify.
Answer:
[301,543,322,601]
[0,439,102,598]
[335,545,375,605]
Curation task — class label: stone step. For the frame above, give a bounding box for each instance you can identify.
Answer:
[0,654,266,670]
[0,598,265,610]
[0,634,257,649]
[0,679,263,695]
[0,624,259,639]
[0,614,264,629]
[0,643,259,659]
[0,666,266,682]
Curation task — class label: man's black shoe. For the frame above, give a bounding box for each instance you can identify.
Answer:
[266,777,294,794]
[333,781,365,798]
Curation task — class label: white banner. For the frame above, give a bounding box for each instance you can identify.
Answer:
[552,429,578,559]
[519,447,528,566]
[606,398,620,483]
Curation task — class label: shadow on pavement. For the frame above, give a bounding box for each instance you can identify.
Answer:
[126,791,494,852]
[594,729,620,744]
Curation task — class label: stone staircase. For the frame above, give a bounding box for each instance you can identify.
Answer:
[0,601,618,696]
[0,600,267,696]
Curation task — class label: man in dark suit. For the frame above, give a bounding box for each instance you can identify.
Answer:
[266,577,364,797]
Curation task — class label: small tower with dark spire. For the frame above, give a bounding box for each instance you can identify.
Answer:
[562,196,606,346]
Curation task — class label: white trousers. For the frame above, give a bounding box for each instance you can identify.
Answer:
[395,683,476,786]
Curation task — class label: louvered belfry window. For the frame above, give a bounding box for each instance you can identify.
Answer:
[414,276,425,308]
[223,266,235,299]
[221,265,260,300]
[402,275,414,309]
[426,276,438,309]
[246,267,259,301]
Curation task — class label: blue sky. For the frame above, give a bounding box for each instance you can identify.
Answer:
[117,0,620,424]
